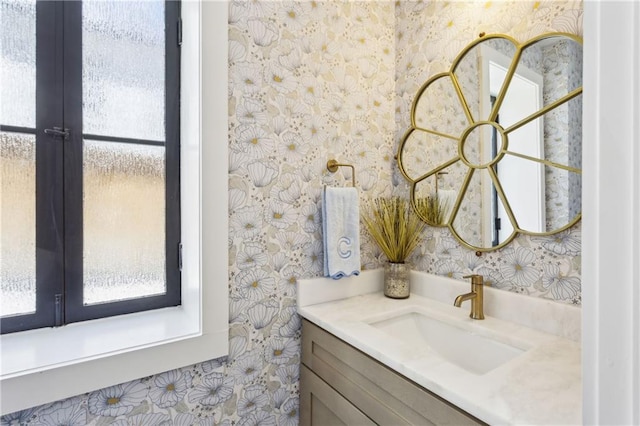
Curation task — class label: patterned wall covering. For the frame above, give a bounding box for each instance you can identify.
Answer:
[1,1,582,425]
[542,39,583,229]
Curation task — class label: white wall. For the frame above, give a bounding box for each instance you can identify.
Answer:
[582,1,640,423]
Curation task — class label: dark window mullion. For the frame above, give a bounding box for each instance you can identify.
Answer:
[33,0,65,329]
[0,125,37,135]
[1,0,65,334]
[82,133,166,147]
[36,0,67,328]
[165,0,181,305]
[61,0,84,323]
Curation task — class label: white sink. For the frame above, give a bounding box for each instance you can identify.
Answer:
[369,311,528,375]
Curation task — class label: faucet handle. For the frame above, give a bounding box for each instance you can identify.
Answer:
[463,274,483,285]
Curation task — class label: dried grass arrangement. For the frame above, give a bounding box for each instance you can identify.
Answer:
[414,196,449,225]
[361,197,426,263]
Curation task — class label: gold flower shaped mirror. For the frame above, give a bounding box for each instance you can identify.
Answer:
[397,33,582,251]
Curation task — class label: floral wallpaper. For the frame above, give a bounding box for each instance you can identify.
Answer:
[2,1,583,425]
[542,39,583,229]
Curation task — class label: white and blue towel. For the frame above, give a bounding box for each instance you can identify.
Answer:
[322,186,361,279]
[437,189,457,222]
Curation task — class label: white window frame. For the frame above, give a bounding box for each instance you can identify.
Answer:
[0,2,229,415]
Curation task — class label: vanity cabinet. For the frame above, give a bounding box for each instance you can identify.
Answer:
[300,319,485,426]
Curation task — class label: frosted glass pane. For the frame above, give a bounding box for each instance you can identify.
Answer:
[1,132,36,317]
[83,140,165,305]
[0,0,36,128]
[82,1,165,140]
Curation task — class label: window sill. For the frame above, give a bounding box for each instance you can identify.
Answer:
[0,305,228,414]
[2,305,197,377]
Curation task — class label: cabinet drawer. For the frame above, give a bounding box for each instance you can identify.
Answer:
[301,319,484,426]
[301,365,376,426]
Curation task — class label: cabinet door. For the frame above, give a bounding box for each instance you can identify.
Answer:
[300,365,376,426]
[301,319,485,426]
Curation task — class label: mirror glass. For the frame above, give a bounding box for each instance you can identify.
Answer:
[397,33,582,251]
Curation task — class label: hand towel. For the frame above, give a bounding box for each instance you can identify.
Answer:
[437,189,457,222]
[322,186,361,279]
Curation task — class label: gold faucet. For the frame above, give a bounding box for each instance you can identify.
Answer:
[454,275,485,320]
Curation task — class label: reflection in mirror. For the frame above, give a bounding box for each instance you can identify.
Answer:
[461,122,504,168]
[543,164,581,231]
[471,167,512,247]
[483,35,583,247]
[433,162,465,224]
[452,46,482,123]
[507,118,544,158]
[451,169,483,247]
[399,129,457,181]
[507,37,582,115]
[497,154,544,233]
[455,37,517,123]
[411,161,464,226]
[398,33,583,251]
[413,74,468,136]
[413,178,438,224]
[486,168,518,248]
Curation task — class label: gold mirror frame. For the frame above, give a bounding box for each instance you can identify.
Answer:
[397,32,583,252]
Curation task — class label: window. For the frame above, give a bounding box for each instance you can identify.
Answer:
[1,2,229,414]
[1,0,181,333]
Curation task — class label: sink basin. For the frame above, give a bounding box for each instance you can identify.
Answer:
[369,311,528,375]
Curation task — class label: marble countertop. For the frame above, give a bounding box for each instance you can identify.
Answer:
[297,271,582,425]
